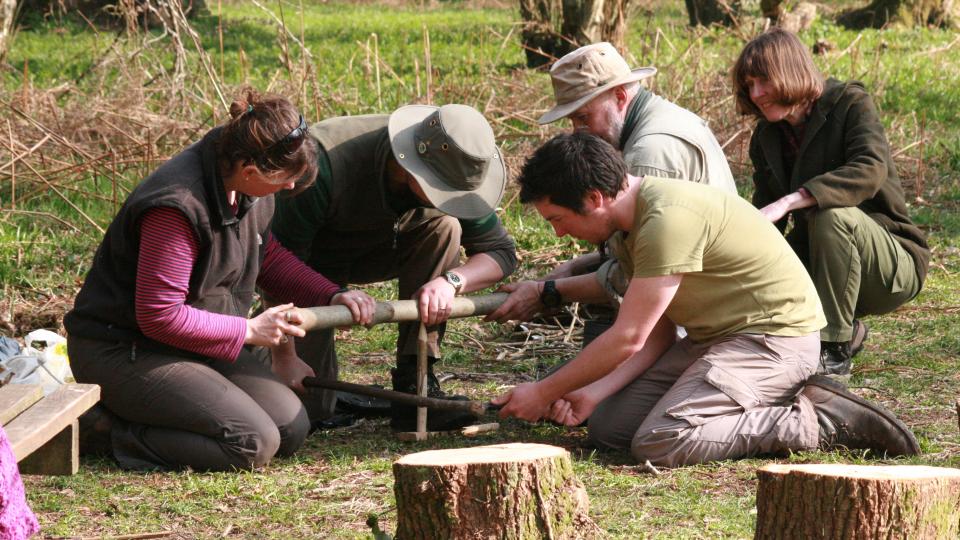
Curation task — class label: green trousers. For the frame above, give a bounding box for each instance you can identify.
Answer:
[793,207,921,343]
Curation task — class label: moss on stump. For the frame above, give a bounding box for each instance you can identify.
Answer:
[755,464,960,539]
[393,443,597,539]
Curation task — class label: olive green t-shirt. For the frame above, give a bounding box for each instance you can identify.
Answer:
[607,177,825,342]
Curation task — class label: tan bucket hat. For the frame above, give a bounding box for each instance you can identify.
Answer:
[539,42,657,125]
[389,104,506,220]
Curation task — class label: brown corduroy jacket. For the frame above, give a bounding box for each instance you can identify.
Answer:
[749,78,930,284]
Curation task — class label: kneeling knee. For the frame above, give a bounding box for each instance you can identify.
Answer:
[808,208,856,240]
[226,426,282,470]
[631,426,699,468]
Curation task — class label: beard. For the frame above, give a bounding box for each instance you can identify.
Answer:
[597,102,624,148]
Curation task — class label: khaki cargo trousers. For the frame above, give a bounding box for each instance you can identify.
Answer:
[588,332,821,468]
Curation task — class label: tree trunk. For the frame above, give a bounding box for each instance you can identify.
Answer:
[755,463,960,540]
[684,0,742,26]
[519,0,631,68]
[839,0,960,29]
[393,443,597,539]
[0,0,16,63]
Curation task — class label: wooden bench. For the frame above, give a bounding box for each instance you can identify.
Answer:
[1,383,100,475]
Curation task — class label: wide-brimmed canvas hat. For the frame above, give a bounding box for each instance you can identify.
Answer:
[388,104,506,220]
[539,42,657,125]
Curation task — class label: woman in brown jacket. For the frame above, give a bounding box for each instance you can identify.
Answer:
[732,28,930,376]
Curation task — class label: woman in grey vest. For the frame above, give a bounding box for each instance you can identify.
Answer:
[64,90,375,471]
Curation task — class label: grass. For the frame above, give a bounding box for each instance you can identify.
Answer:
[3,0,960,537]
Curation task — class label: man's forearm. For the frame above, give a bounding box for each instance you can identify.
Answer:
[451,253,505,294]
[554,273,610,304]
[573,317,676,403]
[544,252,604,280]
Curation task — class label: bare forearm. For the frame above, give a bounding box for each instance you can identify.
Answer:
[544,252,604,280]
[450,253,505,294]
[554,273,608,304]
[575,317,676,403]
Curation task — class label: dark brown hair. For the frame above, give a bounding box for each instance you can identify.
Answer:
[732,28,824,119]
[518,132,626,213]
[217,88,318,195]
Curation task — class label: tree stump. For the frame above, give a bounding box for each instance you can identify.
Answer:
[755,464,960,540]
[393,443,597,539]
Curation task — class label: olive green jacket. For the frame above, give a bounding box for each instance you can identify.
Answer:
[749,79,930,283]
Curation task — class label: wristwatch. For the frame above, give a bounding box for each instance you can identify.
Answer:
[443,271,464,294]
[540,280,562,308]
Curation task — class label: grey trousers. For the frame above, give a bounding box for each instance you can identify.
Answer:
[800,207,921,342]
[294,210,463,421]
[588,332,821,468]
[68,335,310,471]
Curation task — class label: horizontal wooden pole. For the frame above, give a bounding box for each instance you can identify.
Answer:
[295,292,508,332]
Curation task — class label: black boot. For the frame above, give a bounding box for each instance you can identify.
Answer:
[78,404,115,457]
[817,320,868,377]
[802,375,920,457]
[389,358,478,432]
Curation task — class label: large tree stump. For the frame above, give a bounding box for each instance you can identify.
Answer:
[393,443,597,539]
[755,464,960,539]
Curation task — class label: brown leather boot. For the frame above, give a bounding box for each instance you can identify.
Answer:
[802,375,920,457]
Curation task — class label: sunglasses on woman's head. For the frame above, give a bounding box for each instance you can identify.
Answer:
[257,115,307,170]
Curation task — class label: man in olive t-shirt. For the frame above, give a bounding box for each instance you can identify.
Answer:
[487,133,920,467]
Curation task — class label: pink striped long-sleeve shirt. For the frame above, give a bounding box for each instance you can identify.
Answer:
[135,206,340,361]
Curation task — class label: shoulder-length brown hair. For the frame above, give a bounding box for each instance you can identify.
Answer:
[732,28,824,119]
[217,88,318,195]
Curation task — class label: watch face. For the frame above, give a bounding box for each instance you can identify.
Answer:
[444,271,462,290]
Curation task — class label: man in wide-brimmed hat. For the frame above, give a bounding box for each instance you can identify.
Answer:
[270,104,517,432]
[540,43,738,342]
[540,42,734,192]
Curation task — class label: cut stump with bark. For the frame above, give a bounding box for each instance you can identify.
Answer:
[393,443,597,539]
[755,463,960,540]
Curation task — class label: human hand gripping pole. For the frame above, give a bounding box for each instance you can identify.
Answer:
[294,293,510,414]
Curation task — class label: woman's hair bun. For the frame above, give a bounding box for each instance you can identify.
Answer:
[229,89,262,120]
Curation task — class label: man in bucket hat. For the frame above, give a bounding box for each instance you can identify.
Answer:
[540,42,734,192]
[270,104,517,432]
[540,43,737,346]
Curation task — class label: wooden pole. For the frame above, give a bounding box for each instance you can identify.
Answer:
[415,322,428,440]
[755,464,960,539]
[295,293,508,332]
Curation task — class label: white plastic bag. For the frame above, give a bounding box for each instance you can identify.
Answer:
[0,329,73,395]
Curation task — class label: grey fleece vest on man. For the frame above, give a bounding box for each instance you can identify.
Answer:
[621,93,737,193]
[64,128,273,351]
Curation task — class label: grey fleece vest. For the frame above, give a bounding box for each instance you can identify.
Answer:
[622,93,736,193]
[64,128,273,348]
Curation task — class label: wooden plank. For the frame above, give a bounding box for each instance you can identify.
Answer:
[6,383,100,461]
[0,384,43,425]
[19,419,79,475]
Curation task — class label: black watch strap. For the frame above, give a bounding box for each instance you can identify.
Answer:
[540,280,562,308]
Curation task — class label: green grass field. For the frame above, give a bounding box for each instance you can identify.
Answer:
[3,1,960,537]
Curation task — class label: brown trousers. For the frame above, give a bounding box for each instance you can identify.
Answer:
[589,332,821,468]
[68,335,309,471]
[294,210,462,421]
